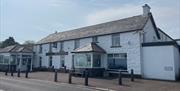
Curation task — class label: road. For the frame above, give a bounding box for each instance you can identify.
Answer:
[0,77,95,91]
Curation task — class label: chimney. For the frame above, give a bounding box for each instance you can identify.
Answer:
[142,4,151,16]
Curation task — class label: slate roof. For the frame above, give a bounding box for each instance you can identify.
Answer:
[72,42,106,53]
[37,15,149,44]
[0,45,33,53]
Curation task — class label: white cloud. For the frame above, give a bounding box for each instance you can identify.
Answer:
[86,4,142,25]
[48,0,77,7]
[86,3,180,39]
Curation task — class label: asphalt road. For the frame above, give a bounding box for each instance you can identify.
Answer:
[0,77,95,91]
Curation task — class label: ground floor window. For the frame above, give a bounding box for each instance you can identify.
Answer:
[74,54,91,68]
[49,56,52,67]
[39,57,42,67]
[3,56,9,64]
[60,55,65,67]
[11,55,16,65]
[93,54,101,67]
[0,55,3,64]
[108,53,127,70]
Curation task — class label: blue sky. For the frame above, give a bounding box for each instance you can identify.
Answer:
[0,0,180,43]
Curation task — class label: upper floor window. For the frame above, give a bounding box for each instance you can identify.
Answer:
[92,36,98,43]
[39,45,42,53]
[74,39,80,49]
[60,42,64,51]
[112,34,120,47]
[52,42,57,48]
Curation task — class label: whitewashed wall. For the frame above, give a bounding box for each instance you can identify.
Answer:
[143,18,159,43]
[142,46,178,80]
[158,30,173,42]
[35,31,142,74]
[97,31,142,74]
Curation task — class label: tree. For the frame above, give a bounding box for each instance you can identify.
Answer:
[23,40,35,45]
[0,37,19,48]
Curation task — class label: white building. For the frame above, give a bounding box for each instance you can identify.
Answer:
[33,4,180,80]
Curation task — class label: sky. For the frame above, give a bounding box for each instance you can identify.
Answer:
[0,0,180,43]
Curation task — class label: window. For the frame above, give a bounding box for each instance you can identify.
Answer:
[0,55,3,64]
[39,57,42,67]
[93,54,101,67]
[52,42,57,48]
[17,58,20,65]
[92,36,98,43]
[60,55,65,67]
[108,53,127,70]
[49,56,52,67]
[3,56,9,64]
[74,54,91,68]
[60,42,64,50]
[49,43,52,52]
[112,34,120,47]
[39,45,42,53]
[74,39,80,49]
[11,55,16,65]
[22,58,27,65]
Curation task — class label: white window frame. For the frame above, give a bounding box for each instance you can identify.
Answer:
[112,34,120,47]
[74,39,80,49]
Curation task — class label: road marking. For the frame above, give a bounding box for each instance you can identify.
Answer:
[0,90,4,91]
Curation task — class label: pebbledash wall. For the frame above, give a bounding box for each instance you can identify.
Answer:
[33,30,143,75]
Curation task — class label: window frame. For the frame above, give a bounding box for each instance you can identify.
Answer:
[107,53,127,70]
[111,34,121,47]
[39,57,42,67]
[74,39,80,49]
[92,36,98,43]
[39,45,42,53]
[49,56,52,67]
[52,42,57,48]
[60,41,64,51]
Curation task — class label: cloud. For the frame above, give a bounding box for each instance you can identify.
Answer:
[86,4,142,25]
[48,0,77,7]
[86,2,180,38]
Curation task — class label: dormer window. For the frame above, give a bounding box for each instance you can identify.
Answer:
[92,36,98,43]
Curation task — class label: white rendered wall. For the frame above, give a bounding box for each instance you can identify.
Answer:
[143,18,159,43]
[35,31,142,75]
[97,31,142,74]
[143,46,177,80]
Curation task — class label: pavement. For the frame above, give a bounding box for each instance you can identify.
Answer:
[0,72,180,91]
[0,76,97,91]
